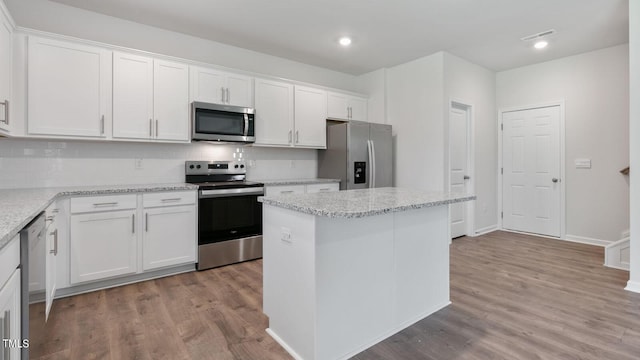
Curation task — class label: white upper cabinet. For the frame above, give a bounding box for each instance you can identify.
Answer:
[112,52,154,139]
[190,66,253,107]
[294,85,327,148]
[254,78,294,147]
[327,91,367,121]
[0,5,13,134]
[28,36,111,137]
[153,59,189,141]
[113,53,189,142]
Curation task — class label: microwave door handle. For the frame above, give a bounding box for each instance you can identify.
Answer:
[244,114,249,136]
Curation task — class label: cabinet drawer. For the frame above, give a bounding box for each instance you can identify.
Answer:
[265,185,306,196]
[143,191,196,208]
[306,183,339,193]
[70,194,137,214]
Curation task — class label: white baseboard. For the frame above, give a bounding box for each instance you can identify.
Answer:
[563,234,611,247]
[625,280,640,294]
[474,225,498,236]
[266,328,304,360]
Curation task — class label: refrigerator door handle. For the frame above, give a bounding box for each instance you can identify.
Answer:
[371,140,376,188]
[367,140,374,188]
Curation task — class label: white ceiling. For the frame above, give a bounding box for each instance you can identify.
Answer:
[47,0,629,75]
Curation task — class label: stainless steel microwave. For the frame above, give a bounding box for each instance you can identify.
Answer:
[191,101,255,143]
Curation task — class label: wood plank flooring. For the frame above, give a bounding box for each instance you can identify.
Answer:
[30,231,640,359]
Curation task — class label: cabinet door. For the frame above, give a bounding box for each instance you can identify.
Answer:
[113,52,154,140]
[294,85,327,148]
[0,14,12,133]
[70,210,137,284]
[306,183,340,193]
[254,78,293,146]
[190,66,226,104]
[327,92,349,120]
[28,36,110,137]
[143,205,196,271]
[348,96,367,121]
[153,59,189,141]
[226,73,253,107]
[0,269,21,360]
[264,184,306,196]
[45,219,58,320]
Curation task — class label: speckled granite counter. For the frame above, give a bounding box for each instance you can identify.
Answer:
[259,187,475,218]
[257,178,340,186]
[0,183,198,251]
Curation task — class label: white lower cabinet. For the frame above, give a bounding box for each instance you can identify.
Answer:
[143,205,196,271]
[265,182,340,196]
[0,235,21,360]
[70,209,137,284]
[68,191,196,286]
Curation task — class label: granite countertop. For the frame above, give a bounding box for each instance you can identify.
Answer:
[0,183,198,251]
[257,178,341,186]
[259,187,476,218]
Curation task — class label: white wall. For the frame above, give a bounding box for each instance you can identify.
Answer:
[387,52,445,190]
[497,45,630,244]
[0,139,318,189]
[356,69,387,124]
[443,53,497,233]
[4,0,357,91]
[628,0,640,292]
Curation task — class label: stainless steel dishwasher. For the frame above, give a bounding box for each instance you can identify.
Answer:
[19,212,45,360]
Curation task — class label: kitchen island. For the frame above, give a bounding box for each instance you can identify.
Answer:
[259,187,475,360]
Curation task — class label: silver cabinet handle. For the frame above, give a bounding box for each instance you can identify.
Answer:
[463,175,470,180]
[288,130,292,143]
[280,190,294,194]
[319,188,331,192]
[93,202,118,208]
[226,88,230,103]
[149,119,153,137]
[145,212,148,232]
[161,198,181,202]
[132,214,135,233]
[221,87,225,103]
[1,99,9,125]
[552,178,559,183]
[100,115,105,135]
[295,130,299,143]
[156,119,159,138]
[49,229,58,255]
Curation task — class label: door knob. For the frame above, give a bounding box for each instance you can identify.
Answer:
[552,178,559,183]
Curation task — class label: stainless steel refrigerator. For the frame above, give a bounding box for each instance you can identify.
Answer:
[318,121,392,190]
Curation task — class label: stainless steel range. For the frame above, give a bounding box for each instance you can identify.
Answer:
[185,160,264,270]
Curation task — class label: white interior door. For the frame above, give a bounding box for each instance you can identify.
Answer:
[450,104,469,238]
[502,106,561,237]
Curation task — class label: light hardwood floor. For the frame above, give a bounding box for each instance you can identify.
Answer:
[30,231,640,359]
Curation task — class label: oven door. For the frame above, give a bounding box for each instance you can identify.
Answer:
[198,188,263,245]
[192,102,255,142]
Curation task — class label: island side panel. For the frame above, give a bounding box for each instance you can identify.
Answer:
[393,205,450,326]
[262,204,317,360]
[315,213,395,360]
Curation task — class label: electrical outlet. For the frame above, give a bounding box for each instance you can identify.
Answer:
[281,227,292,244]
[248,160,256,168]
[134,158,144,170]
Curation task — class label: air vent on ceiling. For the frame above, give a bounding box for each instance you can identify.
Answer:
[520,29,556,42]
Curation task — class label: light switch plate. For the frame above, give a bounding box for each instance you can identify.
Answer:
[575,158,591,169]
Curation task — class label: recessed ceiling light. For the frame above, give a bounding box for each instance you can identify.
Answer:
[338,37,352,47]
[534,40,548,49]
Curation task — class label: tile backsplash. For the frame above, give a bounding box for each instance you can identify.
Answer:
[0,138,318,189]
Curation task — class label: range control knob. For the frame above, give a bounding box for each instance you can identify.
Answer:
[240,164,245,169]
[196,165,201,169]
[234,164,239,169]
[189,165,194,169]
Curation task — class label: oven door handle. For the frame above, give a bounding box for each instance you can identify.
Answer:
[200,187,264,198]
